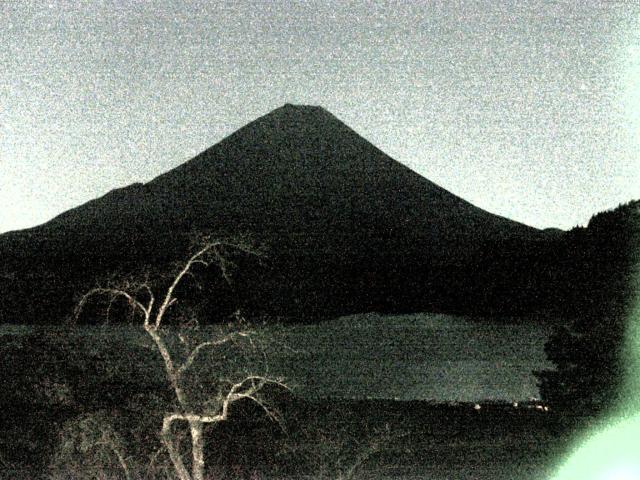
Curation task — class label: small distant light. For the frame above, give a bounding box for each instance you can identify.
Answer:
[513,402,519,408]
[474,403,481,411]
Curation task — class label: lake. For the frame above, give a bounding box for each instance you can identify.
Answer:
[1,312,553,403]
[276,312,553,402]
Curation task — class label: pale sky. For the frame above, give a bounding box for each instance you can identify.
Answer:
[1,0,639,233]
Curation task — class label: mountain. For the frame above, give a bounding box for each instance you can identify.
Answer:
[0,104,554,324]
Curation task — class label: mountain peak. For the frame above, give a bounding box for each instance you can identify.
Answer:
[269,103,335,123]
[281,103,325,111]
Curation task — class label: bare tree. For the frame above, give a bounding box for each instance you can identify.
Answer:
[75,239,287,480]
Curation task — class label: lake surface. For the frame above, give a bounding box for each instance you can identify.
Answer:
[2,312,553,402]
[276,312,553,402]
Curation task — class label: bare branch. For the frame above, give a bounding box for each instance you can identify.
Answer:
[239,392,283,425]
[74,287,151,325]
[163,375,287,428]
[222,375,289,417]
[104,293,120,325]
[177,331,252,376]
[212,245,234,285]
[136,281,155,318]
[154,239,262,328]
[144,324,186,405]
[155,242,220,329]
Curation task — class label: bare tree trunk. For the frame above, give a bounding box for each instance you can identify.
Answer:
[190,420,205,480]
[162,416,192,480]
[145,325,189,405]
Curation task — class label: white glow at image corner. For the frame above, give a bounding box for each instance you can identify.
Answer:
[601,465,640,480]
[551,306,640,479]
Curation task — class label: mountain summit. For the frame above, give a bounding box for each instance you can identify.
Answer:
[1,105,548,323]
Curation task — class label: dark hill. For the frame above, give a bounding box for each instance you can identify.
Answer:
[1,104,554,323]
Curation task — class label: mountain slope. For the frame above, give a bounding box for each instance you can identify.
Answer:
[1,104,549,323]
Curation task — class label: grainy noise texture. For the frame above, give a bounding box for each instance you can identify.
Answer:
[1,0,639,233]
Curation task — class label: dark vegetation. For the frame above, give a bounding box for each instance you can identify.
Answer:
[536,200,640,415]
[0,328,570,479]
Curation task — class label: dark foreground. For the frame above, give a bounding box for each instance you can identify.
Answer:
[1,394,583,480]
[234,398,576,480]
[0,330,585,479]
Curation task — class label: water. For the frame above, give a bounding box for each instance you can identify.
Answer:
[276,312,552,402]
[1,312,553,402]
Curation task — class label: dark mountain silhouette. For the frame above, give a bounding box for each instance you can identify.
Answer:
[1,104,561,323]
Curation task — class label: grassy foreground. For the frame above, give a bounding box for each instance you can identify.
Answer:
[0,395,580,479]
[0,325,577,479]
